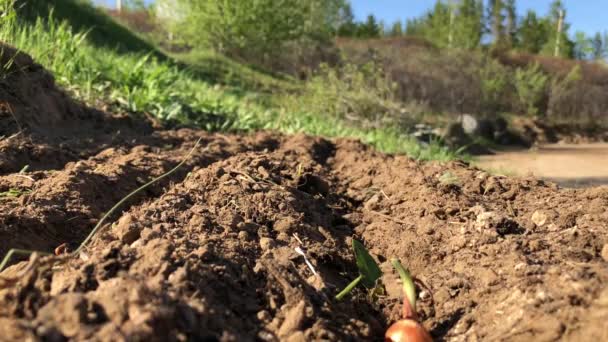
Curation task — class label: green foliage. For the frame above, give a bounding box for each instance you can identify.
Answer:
[391,259,417,310]
[357,14,382,38]
[518,10,549,54]
[158,0,343,64]
[1,2,463,163]
[388,20,404,37]
[404,0,483,50]
[353,240,382,288]
[479,58,509,110]
[0,188,31,198]
[16,0,161,56]
[454,0,484,49]
[574,31,593,60]
[487,0,505,46]
[540,0,574,58]
[287,62,399,126]
[335,239,382,300]
[514,63,549,116]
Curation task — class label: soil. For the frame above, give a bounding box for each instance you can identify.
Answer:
[0,46,607,342]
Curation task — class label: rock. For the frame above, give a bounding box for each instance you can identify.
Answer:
[257,310,271,322]
[238,231,249,241]
[278,300,307,337]
[477,119,495,140]
[460,114,479,135]
[494,117,508,133]
[601,244,608,262]
[459,114,495,140]
[531,211,548,227]
[443,122,469,147]
[273,217,296,233]
[259,237,275,252]
[112,213,142,244]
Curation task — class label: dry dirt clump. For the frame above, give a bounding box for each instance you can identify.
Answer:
[0,45,607,341]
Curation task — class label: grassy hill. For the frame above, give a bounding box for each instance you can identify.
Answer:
[1,0,461,161]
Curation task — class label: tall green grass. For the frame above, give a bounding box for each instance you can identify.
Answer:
[0,3,464,161]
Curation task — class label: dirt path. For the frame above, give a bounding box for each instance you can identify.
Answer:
[0,46,607,341]
[476,143,608,188]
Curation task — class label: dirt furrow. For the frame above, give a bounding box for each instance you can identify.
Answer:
[329,139,608,340]
[0,135,382,341]
[0,130,282,258]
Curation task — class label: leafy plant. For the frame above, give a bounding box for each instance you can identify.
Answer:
[287,62,399,128]
[514,63,549,116]
[335,239,382,300]
[0,188,31,198]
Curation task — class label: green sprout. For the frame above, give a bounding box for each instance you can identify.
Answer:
[0,188,31,198]
[335,239,382,300]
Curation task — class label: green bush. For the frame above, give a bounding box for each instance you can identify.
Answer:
[479,58,510,112]
[156,0,344,70]
[286,62,401,128]
[514,63,549,115]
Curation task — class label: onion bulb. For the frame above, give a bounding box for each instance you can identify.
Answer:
[385,319,433,342]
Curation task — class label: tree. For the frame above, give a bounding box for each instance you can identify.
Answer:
[358,14,382,38]
[454,0,484,49]
[389,20,404,37]
[540,0,574,58]
[573,31,592,60]
[426,0,451,47]
[517,10,548,54]
[504,0,517,47]
[336,2,357,37]
[591,32,605,60]
[487,0,505,46]
[157,0,344,61]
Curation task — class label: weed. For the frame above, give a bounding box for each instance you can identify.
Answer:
[0,188,30,198]
[438,171,460,185]
[335,239,382,300]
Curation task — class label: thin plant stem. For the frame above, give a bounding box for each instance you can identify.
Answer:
[73,137,202,255]
[335,274,363,300]
[0,249,52,273]
[0,138,202,273]
[391,258,416,311]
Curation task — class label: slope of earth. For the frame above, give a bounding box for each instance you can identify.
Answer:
[0,45,607,341]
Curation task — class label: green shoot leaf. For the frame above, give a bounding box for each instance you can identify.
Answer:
[353,239,382,288]
[391,258,417,310]
[335,240,382,300]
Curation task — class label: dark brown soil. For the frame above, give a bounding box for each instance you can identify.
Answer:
[0,45,607,342]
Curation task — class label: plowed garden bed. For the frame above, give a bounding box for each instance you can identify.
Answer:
[0,47,607,341]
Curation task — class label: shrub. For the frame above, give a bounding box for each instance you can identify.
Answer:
[513,63,549,116]
[155,0,344,72]
[286,62,402,128]
[479,58,510,113]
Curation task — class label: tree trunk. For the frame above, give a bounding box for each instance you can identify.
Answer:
[554,10,564,57]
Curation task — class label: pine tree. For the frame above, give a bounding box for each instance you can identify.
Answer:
[541,0,574,58]
[574,31,592,60]
[336,2,357,37]
[504,0,517,47]
[592,32,604,60]
[487,0,505,46]
[389,20,404,37]
[358,14,381,38]
[518,10,548,54]
[454,0,484,49]
[427,0,451,47]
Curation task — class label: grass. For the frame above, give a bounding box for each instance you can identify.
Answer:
[1,0,464,162]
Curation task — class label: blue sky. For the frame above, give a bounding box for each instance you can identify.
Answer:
[350,0,605,35]
[97,0,606,36]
